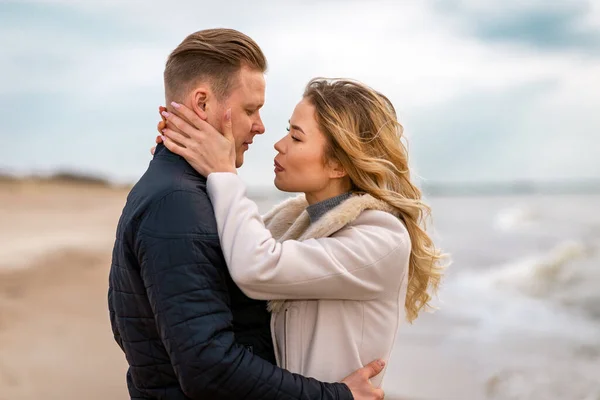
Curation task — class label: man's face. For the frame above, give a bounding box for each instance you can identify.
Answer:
[213,66,266,168]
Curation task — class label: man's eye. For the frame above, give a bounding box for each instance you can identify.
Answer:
[292,136,300,142]
[246,109,254,116]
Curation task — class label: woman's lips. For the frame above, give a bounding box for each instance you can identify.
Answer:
[274,160,285,173]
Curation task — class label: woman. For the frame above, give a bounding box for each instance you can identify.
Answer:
[155,78,446,387]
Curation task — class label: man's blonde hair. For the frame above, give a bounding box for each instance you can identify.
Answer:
[164,28,267,101]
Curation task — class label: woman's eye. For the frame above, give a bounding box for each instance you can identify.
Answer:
[286,125,299,140]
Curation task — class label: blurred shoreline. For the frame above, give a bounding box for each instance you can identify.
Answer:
[0,171,132,190]
[3,169,600,197]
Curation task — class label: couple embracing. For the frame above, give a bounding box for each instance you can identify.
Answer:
[108,28,445,400]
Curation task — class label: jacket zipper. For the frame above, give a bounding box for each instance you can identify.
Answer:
[270,313,280,367]
[283,308,290,368]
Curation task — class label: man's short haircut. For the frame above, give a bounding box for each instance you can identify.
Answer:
[164,28,267,101]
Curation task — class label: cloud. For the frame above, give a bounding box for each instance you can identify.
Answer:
[408,79,600,183]
[2,0,599,186]
[433,0,600,54]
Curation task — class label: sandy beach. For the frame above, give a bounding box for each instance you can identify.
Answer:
[0,179,129,400]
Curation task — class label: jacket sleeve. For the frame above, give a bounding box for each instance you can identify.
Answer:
[108,286,125,352]
[206,173,409,301]
[137,190,353,400]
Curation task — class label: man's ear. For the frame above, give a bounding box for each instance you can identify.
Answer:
[190,86,210,120]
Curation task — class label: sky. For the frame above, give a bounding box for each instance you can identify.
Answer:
[2,0,599,187]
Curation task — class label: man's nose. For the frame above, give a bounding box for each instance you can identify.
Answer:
[254,115,266,135]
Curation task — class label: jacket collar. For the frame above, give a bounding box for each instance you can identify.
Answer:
[153,143,206,182]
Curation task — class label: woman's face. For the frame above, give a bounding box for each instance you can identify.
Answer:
[273,98,337,195]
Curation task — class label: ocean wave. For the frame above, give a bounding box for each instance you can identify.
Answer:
[440,237,600,345]
[493,205,541,231]
[485,240,588,296]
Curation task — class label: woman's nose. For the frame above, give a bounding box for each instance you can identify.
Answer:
[274,137,285,153]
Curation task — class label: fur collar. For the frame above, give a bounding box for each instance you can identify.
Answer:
[264,192,399,312]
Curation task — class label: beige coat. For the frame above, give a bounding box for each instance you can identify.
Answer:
[207,173,410,387]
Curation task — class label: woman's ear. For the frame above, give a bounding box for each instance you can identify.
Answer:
[328,159,347,179]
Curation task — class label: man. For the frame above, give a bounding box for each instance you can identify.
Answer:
[108,28,385,399]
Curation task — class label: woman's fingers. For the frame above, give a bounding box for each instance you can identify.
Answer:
[157,120,166,133]
[162,128,191,150]
[162,130,189,158]
[170,101,208,129]
[161,110,198,140]
[221,108,234,142]
[157,106,167,134]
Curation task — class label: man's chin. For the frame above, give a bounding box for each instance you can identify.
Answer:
[235,149,247,168]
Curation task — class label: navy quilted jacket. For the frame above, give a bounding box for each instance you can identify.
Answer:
[108,144,353,399]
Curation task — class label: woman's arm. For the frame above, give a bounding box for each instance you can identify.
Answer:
[206,172,409,301]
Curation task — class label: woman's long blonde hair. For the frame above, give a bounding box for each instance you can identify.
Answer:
[304,78,447,322]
